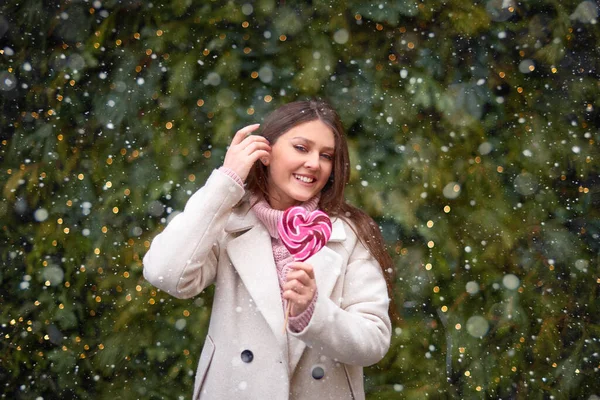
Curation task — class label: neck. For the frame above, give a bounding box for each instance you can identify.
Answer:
[266,196,299,211]
[250,192,320,238]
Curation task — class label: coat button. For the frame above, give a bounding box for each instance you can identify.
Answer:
[241,350,253,363]
[311,366,325,380]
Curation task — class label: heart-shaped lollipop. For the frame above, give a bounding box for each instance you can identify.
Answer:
[277,206,332,262]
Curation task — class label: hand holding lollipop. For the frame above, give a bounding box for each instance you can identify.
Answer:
[278,206,332,332]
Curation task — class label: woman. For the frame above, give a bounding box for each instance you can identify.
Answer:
[143,100,392,399]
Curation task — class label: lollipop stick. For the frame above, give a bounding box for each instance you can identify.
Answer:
[283,301,292,333]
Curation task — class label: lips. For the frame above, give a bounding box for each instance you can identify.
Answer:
[293,173,316,184]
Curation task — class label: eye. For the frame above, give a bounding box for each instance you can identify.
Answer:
[294,145,308,152]
[321,153,333,161]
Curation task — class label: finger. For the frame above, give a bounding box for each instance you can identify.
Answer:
[242,150,270,166]
[282,289,297,300]
[282,279,303,292]
[231,124,260,145]
[287,262,315,280]
[282,289,309,304]
[241,134,270,148]
[243,141,271,155]
[285,281,315,299]
[285,270,312,286]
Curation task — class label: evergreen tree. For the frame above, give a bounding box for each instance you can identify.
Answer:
[1,0,598,398]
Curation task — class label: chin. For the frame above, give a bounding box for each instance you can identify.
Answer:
[291,194,312,203]
[289,190,316,203]
[284,183,325,204]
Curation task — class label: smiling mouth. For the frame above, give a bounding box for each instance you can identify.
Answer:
[293,174,315,183]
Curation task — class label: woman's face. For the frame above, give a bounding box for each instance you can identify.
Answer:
[265,119,335,210]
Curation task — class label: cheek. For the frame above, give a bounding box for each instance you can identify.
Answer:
[273,162,294,182]
[323,163,333,178]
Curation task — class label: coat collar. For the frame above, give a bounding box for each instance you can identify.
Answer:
[225,204,347,242]
[225,204,346,373]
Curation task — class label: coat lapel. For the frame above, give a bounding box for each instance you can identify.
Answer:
[226,223,289,365]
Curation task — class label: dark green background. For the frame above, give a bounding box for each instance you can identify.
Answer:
[1,0,599,398]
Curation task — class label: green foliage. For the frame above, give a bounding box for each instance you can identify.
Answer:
[1,0,599,399]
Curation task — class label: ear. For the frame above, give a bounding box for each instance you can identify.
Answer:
[261,157,270,166]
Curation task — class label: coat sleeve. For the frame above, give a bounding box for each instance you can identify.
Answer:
[142,169,245,299]
[289,238,392,367]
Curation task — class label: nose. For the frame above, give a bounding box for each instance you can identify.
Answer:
[303,151,321,170]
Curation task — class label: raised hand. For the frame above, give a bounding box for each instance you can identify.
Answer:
[282,262,317,317]
[223,124,271,182]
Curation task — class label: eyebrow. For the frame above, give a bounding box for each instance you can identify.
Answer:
[291,136,335,152]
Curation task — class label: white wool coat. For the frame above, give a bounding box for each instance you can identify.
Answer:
[143,170,391,400]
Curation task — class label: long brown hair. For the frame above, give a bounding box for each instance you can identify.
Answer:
[246,100,399,322]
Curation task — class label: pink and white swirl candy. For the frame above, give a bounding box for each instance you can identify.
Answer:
[277,206,332,262]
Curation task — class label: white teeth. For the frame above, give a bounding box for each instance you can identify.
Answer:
[294,174,314,183]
